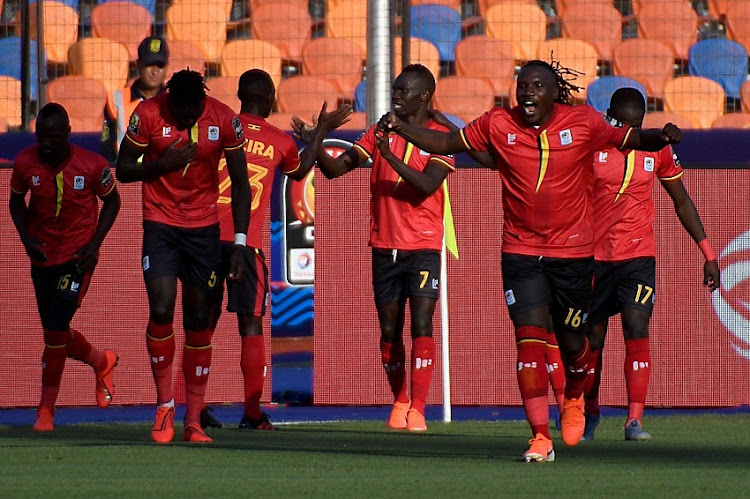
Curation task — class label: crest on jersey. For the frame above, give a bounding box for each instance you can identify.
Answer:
[208,126,219,141]
[559,129,573,145]
[232,116,243,140]
[100,168,112,188]
[128,113,140,135]
[74,175,85,190]
[644,157,655,172]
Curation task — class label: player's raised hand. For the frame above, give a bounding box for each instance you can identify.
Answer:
[291,115,316,144]
[661,123,682,145]
[21,234,47,263]
[156,137,197,172]
[316,101,352,133]
[704,259,720,292]
[377,112,403,133]
[375,130,397,163]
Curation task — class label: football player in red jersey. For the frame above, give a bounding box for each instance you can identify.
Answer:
[209,69,351,431]
[582,88,720,442]
[293,64,455,432]
[9,103,121,432]
[116,70,251,444]
[379,59,683,460]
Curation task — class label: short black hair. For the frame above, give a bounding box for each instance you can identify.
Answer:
[238,69,275,101]
[37,102,69,126]
[523,59,583,105]
[400,63,436,95]
[610,87,646,114]
[166,69,207,104]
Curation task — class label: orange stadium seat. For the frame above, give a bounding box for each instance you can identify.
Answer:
[264,112,297,130]
[554,0,614,16]
[613,39,674,100]
[641,110,696,129]
[205,76,241,113]
[68,38,130,96]
[0,117,7,133]
[433,76,495,124]
[638,1,698,60]
[536,38,598,101]
[708,0,744,18]
[251,2,311,64]
[339,111,368,130]
[663,76,725,128]
[742,81,750,113]
[276,75,341,118]
[725,2,750,53]
[711,112,750,129]
[412,0,462,9]
[21,1,78,64]
[250,0,309,12]
[166,1,228,63]
[0,76,22,128]
[166,39,207,76]
[561,3,622,62]
[484,2,548,62]
[326,0,368,59]
[302,37,363,101]
[46,76,108,132]
[631,0,693,16]
[478,0,537,15]
[454,35,515,100]
[91,1,153,62]
[172,0,233,18]
[220,39,282,89]
[392,37,441,80]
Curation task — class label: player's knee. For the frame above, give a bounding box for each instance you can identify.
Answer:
[410,317,433,338]
[238,315,262,337]
[148,300,175,324]
[622,310,650,340]
[586,325,607,351]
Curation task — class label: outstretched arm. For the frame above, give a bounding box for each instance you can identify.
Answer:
[290,102,352,181]
[428,110,496,169]
[625,123,682,152]
[661,178,720,291]
[378,111,468,156]
[376,131,451,196]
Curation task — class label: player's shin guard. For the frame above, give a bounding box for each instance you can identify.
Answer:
[584,348,603,416]
[380,339,409,404]
[67,328,106,371]
[517,326,552,439]
[146,320,175,405]
[624,338,650,423]
[410,336,435,415]
[545,331,566,415]
[40,329,68,408]
[563,337,592,399]
[241,335,265,420]
[183,329,213,426]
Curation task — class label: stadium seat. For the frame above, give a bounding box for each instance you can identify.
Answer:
[663,76,725,128]
[484,2,548,62]
[409,4,462,63]
[586,76,648,113]
[46,76,108,133]
[412,0,462,10]
[302,37,363,101]
[276,75,341,117]
[354,80,366,112]
[688,39,748,100]
[91,1,153,62]
[630,0,693,16]
[0,117,8,133]
[441,113,466,128]
[0,38,41,100]
[68,38,130,96]
[554,0,614,16]
[393,37,441,80]
[251,2,311,65]
[613,39,675,100]
[250,0,309,12]
[711,112,750,129]
[561,3,622,62]
[166,39,207,76]
[454,35,515,100]
[326,0,368,59]
[221,39,282,89]
[264,112,297,130]
[0,75,22,128]
[725,2,750,54]
[641,110,696,129]
[478,0,537,15]
[536,38,598,101]
[171,0,233,19]
[205,76,240,113]
[742,81,750,113]
[22,1,78,65]
[102,0,156,17]
[166,1,227,63]
[638,1,698,60]
[339,111,368,130]
[433,76,495,124]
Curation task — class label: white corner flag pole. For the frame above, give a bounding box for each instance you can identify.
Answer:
[441,239,452,423]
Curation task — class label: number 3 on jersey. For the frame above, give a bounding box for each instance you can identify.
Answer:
[217,158,268,211]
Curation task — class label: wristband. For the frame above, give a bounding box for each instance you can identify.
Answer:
[698,238,716,261]
[234,233,247,246]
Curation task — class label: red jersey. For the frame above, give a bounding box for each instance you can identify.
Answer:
[460,103,632,258]
[353,120,455,251]
[10,144,117,267]
[217,113,302,246]
[592,145,683,261]
[125,93,245,228]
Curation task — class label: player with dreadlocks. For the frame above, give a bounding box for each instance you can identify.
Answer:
[116,69,250,444]
[379,59,683,461]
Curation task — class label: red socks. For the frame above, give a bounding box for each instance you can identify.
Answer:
[625,338,650,422]
[182,329,213,425]
[380,339,409,404]
[584,347,603,416]
[563,337,592,399]
[40,329,68,408]
[516,326,551,439]
[545,331,565,415]
[410,336,435,415]
[146,320,175,405]
[67,329,106,371]
[241,335,266,420]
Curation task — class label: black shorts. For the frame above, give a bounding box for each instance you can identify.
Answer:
[372,249,441,308]
[142,220,221,294]
[501,253,594,333]
[31,260,92,331]
[219,242,268,317]
[590,257,656,325]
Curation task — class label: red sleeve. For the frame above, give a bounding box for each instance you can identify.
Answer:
[10,159,27,195]
[586,106,632,151]
[92,155,117,197]
[124,100,151,148]
[279,135,302,175]
[223,112,245,151]
[459,110,492,152]
[352,124,377,158]
[657,145,683,181]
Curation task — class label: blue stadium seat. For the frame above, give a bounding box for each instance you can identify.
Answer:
[586,76,647,113]
[0,37,41,100]
[102,0,156,16]
[441,113,465,128]
[689,39,749,100]
[410,4,462,63]
[57,0,80,10]
[354,80,366,112]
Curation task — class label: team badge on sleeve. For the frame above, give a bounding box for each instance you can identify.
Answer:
[101,167,113,188]
[233,116,244,140]
[128,113,141,135]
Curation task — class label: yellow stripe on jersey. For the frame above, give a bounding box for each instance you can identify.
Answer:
[285,160,302,175]
[614,151,636,202]
[125,134,148,148]
[182,123,199,177]
[430,157,456,171]
[394,142,415,190]
[619,127,634,149]
[535,130,549,193]
[55,171,64,217]
[459,128,472,150]
[659,171,684,182]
